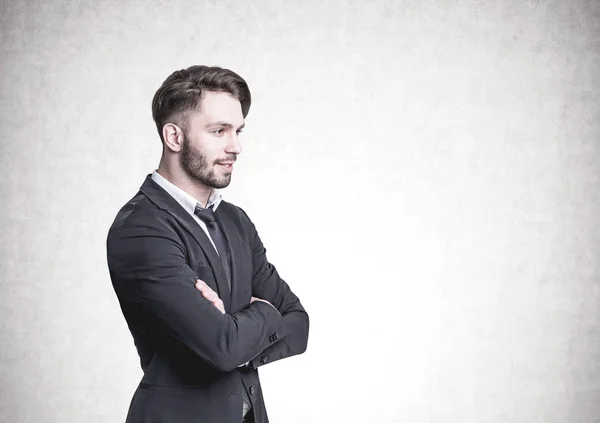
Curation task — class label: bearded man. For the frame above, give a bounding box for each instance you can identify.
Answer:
[106,65,309,423]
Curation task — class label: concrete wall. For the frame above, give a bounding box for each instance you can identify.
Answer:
[1,1,598,422]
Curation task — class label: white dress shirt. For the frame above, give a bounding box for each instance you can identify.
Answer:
[151,170,222,253]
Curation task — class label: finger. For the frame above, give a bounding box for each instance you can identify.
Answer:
[202,290,217,300]
[198,282,215,294]
[195,281,221,305]
[196,281,215,295]
[197,286,211,296]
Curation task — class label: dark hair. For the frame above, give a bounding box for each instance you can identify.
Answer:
[151,65,251,142]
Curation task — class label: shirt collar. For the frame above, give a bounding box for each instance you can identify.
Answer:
[151,170,223,215]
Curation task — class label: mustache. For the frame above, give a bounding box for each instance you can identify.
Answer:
[213,155,237,164]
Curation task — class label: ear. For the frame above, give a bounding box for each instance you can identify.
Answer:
[162,123,184,153]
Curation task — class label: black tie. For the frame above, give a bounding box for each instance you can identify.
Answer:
[193,205,232,290]
[194,204,252,418]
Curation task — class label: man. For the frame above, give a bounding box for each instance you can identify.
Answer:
[106,65,309,423]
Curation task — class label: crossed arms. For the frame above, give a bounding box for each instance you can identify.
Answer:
[107,209,309,373]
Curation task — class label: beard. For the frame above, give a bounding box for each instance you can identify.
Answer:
[180,134,233,189]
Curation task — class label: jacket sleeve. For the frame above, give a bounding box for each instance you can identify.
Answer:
[239,210,310,369]
[107,214,283,373]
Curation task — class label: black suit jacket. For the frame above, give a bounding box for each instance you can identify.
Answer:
[106,176,309,423]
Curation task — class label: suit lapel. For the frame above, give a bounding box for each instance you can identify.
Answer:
[139,175,231,311]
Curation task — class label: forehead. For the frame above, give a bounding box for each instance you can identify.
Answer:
[190,91,244,126]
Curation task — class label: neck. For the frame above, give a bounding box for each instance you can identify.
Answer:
[157,161,213,207]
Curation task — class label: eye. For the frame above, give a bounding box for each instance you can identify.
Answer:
[213,128,225,135]
[236,129,244,135]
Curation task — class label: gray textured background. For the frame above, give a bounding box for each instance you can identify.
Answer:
[1,1,599,422]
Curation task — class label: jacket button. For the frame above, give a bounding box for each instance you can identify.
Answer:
[249,385,255,396]
[261,356,269,365]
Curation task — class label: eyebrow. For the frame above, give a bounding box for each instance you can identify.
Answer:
[208,121,245,130]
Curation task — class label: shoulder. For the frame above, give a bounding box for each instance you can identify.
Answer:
[107,191,177,240]
[217,200,254,225]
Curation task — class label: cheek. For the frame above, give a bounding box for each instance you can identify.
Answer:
[197,150,221,167]
[205,146,223,162]
[203,138,228,158]
[192,136,220,160]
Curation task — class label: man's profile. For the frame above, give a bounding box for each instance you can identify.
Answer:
[106,65,309,423]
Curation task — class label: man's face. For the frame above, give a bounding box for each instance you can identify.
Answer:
[180,91,245,189]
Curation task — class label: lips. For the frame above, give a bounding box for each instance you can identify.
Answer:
[217,162,234,170]
[216,156,236,171]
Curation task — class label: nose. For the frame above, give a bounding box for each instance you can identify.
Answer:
[225,133,242,155]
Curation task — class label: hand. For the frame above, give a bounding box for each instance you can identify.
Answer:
[251,297,280,316]
[251,296,273,307]
[195,279,225,314]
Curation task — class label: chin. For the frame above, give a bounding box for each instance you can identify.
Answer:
[210,178,232,189]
